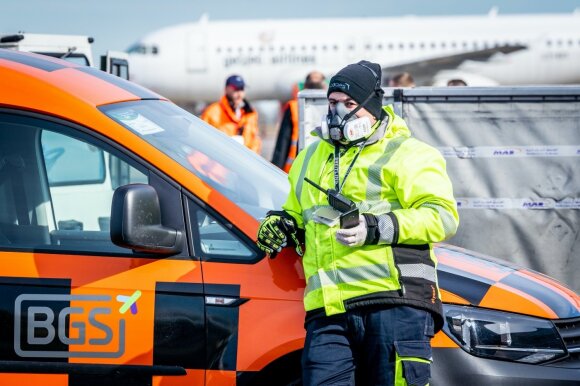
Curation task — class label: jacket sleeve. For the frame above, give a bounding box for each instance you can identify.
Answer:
[243,112,262,154]
[281,142,311,230]
[200,104,219,128]
[386,139,459,245]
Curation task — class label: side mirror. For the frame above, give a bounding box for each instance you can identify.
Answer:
[110,184,183,255]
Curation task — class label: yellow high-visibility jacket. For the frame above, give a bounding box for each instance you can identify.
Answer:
[283,105,459,331]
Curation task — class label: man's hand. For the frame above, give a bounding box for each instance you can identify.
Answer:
[335,214,379,247]
[335,215,368,247]
[257,214,287,255]
[257,211,304,258]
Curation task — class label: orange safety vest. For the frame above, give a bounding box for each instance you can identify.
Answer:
[283,99,299,172]
[201,95,262,154]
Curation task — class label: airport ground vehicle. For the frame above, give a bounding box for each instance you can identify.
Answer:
[0,32,129,79]
[0,50,579,385]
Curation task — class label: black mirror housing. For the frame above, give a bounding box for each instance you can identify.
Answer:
[111,184,183,255]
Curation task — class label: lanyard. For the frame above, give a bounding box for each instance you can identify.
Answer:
[333,141,367,193]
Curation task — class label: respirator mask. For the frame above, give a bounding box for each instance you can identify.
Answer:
[321,102,373,145]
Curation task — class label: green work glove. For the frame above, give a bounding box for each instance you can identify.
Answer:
[257,210,304,258]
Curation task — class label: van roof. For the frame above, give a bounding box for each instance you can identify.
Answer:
[0,49,163,112]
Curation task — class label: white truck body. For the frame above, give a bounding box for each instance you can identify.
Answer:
[0,32,129,79]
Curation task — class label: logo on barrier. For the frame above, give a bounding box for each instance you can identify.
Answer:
[492,148,522,157]
[13,293,138,359]
[521,199,554,209]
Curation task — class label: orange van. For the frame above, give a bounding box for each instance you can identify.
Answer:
[0,50,579,385]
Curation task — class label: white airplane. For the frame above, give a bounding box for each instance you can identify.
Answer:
[127,9,580,103]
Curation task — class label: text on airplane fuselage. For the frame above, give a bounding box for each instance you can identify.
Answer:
[224,54,316,68]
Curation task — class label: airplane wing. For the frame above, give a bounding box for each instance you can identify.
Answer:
[382,44,527,86]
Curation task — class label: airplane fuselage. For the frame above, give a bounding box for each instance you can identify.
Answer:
[128,13,580,103]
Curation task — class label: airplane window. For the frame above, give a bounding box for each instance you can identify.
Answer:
[388,43,394,50]
[441,42,446,49]
[301,45,307,51]
[127,44,147,55]
[238,47,243,53]
[227,47,232,53]
[399,43,404,50]
[151,46,159,55]
[451,42,457,48]
[216,47,221,53]
[463,42,468,48]
[348,44,354,50]
[280,46,285,52]
[290,46,295,52]
[568,40,573,46]
[419,42,425,49]
[248,47,253,52]
[430,42,436,49]
[312,45,317,51]
[556,40,562,46]
[259,46,264,52]
[377,43,383,50]
[473,42,478,49]
[365,44,371,50]
[409,42,414,49]
[269,46,274,52]
[546,40,552,46]
[322,45,327,51]
[333,44,339,50]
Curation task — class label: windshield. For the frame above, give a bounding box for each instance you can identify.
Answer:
[100,100,289,219]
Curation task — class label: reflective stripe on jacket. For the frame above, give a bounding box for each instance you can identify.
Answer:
[283,105,459,331]
[201,95,262,153]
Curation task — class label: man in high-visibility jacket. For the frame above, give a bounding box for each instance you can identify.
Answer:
[257,60,459,385]
[201,75,262,154]
[272,71,326,172]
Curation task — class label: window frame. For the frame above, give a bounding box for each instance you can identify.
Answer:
[184,191,265,264]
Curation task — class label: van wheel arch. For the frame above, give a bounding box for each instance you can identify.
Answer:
[237,350,302,386]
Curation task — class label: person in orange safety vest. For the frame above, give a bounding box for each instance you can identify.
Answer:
[201,75,262,154]
[271,71,326,172]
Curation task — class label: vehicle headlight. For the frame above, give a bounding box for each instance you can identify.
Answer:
[442,305,567,364]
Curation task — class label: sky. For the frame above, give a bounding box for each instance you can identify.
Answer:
[2,0,580,57]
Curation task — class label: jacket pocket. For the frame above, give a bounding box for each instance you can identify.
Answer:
[394,340,432,386]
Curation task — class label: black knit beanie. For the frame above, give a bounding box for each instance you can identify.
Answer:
[327,60,384,119]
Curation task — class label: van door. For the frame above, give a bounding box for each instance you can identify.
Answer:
[0,112,204,386]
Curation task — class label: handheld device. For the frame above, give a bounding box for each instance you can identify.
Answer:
[304,177,359,228]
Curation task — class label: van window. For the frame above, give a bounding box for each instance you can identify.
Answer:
[0,113,149,254]
[188,198,257,262]
[43,131,106,186]
[41,130,148,233]
[100,100,289,221]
